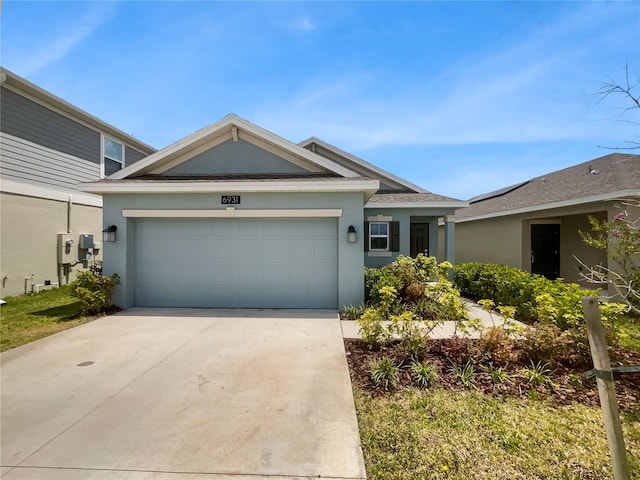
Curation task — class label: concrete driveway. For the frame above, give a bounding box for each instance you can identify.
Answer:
[1,309,366,479]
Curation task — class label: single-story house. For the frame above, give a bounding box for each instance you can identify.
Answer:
[0,68,156,297]
[447,153,639,287]
[81,114,467,309]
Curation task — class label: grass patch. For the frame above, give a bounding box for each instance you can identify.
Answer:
[354,387,639,479]
[0,286,97,352]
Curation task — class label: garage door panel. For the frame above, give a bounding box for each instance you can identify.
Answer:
[314,219,336,236]
[313,263,336,283]
[134,218,337,308]
[314,239,336,260]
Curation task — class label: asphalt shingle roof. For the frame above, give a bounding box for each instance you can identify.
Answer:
[366,192,464,204]
[455,153,640,220]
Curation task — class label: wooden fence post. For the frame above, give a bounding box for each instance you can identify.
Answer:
[582,296,631,480]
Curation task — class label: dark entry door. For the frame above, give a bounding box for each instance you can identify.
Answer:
[531,224,560,279]
[410,223,430,257]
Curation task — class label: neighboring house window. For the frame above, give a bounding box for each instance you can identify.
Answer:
[103,136,124,176]
[369,222,389,251]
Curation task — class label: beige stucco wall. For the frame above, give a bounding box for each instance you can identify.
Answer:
[446,200,626,286]
[450,215,524,269]
[1,192,102,297]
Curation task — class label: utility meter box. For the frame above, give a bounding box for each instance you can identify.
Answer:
[58,234,76,264]
[79,234,94,249]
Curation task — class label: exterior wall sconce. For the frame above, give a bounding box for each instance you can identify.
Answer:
[102,225,117,242]
[347,225,357,243]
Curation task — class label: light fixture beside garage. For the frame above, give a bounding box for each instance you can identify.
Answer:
[347,225,357,243]
[102,225,117,242]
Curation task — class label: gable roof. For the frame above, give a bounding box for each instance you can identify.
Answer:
[299,137,467,209]
[109,114,359,180]
[299,137,428,193]
[456,153,640,222]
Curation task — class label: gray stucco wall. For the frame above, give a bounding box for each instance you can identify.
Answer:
[102,191,365,309]
[164,139,311,176]
[363,207,455,268]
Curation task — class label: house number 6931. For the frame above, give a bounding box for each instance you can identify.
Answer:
[221,195,241,205]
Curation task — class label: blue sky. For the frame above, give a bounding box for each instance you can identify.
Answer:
[2,1,638,199]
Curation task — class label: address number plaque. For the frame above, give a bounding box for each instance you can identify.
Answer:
[221,195,241,205]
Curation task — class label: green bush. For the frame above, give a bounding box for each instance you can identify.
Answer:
[70,270,120,315]
[454,262,624,332]
[357,307,390,350]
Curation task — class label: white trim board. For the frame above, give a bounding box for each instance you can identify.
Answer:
[123,208,343,218]
[0,178,103,207]
[80,179,380,195]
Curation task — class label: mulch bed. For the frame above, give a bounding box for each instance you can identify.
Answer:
[345,338,640,412]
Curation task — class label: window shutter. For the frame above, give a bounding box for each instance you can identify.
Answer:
[390,221,400,252]
[364,222,370,251]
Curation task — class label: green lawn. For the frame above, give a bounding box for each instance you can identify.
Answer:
[354,387,639,480]
[0,286,95,352]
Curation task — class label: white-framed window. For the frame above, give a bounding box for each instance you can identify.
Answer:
[102,136,124,177]
[369,222,389,251]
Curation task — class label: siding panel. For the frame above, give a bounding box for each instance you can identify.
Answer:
[0,87,100,163]
[0,133,99,190]
[125,145,148,166]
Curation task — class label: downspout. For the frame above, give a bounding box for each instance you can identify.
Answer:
[67,193,73,233]
[59,194,73,286]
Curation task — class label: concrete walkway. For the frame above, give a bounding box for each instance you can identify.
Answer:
[1,309,366,480]
[341,298,519,339]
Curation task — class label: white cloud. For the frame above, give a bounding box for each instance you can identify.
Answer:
[291,15,316,33]
[13,3,117,76]
[251,2,637,150]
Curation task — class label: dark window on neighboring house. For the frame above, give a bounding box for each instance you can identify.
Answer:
[103,136,124,176]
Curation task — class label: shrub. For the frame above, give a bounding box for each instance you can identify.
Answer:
[478,327,520,365]
[70,270,120,315]
[357,308,390,350]
[388,311,430,358]
[370,357,400,390]
[454,262,625,333]
[409,360,439,388]
[364,267,403,304]
[520,323,593,369]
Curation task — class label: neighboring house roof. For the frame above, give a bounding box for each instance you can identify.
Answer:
[0,68,156,155]
[456,153,640,222]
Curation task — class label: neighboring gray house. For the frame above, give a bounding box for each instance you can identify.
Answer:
[0,68,156,297]
[82,115,467,309]
[449,153,640,286]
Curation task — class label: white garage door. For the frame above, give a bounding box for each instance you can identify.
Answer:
[134,218,338,308]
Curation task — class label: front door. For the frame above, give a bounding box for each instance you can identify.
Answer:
[410,223,430,257]
[531,224,560,279]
